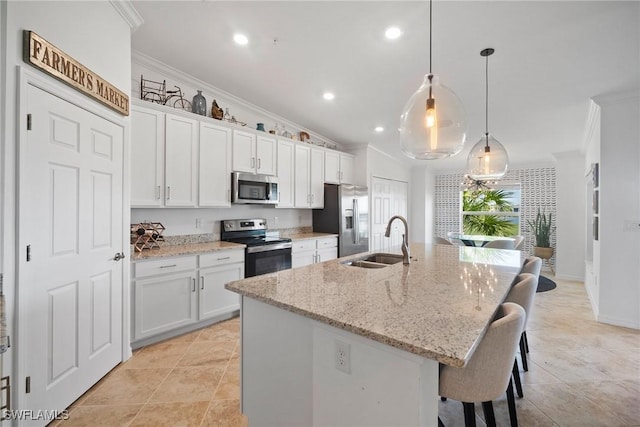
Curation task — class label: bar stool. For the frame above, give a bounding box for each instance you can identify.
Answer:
[439,302,525,427]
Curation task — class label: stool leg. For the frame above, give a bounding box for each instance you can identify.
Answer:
[519,336,529,371]
[462,402,477,427]
[482,401,496,427]
[506,379,518,427]
[438,416,446,427]
[523,330,530,354]
[512,359,524,398]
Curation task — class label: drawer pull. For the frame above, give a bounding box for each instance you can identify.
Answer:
[217,256,231,261]
[159,264,177,269]
[192,278,196,292]
[200,276,204,290]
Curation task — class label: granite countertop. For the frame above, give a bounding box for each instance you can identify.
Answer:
[226,243,523,367]
[286,232,339,241]
[131,241,246,261]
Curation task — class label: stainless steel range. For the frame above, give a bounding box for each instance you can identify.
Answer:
[221,219,292,277]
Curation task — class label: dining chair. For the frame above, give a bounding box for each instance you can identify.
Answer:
[511,235,525,250]
[504,273,537,398]
[439,302,525,427]
[434,236,454,245]
[516,256,542,372]
[483,239,515,250]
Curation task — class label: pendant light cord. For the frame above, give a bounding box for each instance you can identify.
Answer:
[485,51,489,145]
[429,0,433,74]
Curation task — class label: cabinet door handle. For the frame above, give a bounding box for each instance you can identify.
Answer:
[217,256,231,261]
[258,158,261,169]
[227,189,230,202]
[159,264,177,269]
[200,276,204,290]
[156,185,161,200]
[317,254,321,263]
[166,186,171,200]
[192,278,196,292]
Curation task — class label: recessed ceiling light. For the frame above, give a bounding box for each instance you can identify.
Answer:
[233,33,249,45]
[375,126,384,133]
[323,92,335,101]
[385,27,403,40]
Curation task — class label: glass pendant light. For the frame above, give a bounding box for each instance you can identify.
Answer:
[466,48,508,180]
[399,0,467,160]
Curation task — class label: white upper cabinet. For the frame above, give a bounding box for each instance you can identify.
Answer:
[256,134,277,176]
[294,144,325,208]
[277,139,295,208]
[232,130,277,176]
[165,115,198,207]
[131,106,165,207]
[199,122,232,207]
[324,148,354,185]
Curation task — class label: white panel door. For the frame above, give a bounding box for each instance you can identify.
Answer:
[277,139,295,208]
[256,134,277,176]
[371,177,408,252]
[199,122,231,207]
[130,106,164,206]
[324,149,340,184]
[20,84,123,418]
[294,144,311,208]
[165,114,198,206]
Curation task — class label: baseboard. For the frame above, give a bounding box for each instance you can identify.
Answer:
[596,314,640,330]
[585,284,599,318]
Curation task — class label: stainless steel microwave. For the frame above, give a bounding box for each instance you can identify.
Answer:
[231,172,279,205]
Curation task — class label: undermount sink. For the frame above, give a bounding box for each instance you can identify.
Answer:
[360,253,404,265]
[341,253,404,268]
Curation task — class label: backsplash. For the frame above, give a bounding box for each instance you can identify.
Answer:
[131,207,313,238]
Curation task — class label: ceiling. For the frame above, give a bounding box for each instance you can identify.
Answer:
[130,1,639,171]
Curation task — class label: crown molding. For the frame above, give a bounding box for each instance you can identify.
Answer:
[110,1,143,31]
[592,89,640,106]
[131,50,341,149]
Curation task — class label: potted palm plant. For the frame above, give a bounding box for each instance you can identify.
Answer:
[528,209,554,259]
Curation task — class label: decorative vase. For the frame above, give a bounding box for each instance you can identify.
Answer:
[533,246,554,260]
[211,99,223,120]
[256,123,265,132]
[192,90,206,116]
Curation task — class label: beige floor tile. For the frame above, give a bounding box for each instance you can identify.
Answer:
[177,341,233,368]
[571,379,640,425]
[83,368,171,405]
[519,360,562,386]
[214,365,240,400]
[148,366,224,403]
[128,401,210,427]
[122,341,191,369]
[200,399,247,427]
[57,404,142,426]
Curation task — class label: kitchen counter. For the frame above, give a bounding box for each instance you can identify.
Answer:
[131,241,245,261]
[285,232,338,241]
[227,243,522,368]
[228,243,523,426]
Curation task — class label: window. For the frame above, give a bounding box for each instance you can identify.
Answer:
[460,183,521,237]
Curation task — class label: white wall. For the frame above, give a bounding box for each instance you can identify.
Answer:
[1,0,133,405]
[583,101,601,310]
[593,91,640,329]
[553,151,586,281]
[132,207,311,237]
[409,166,435,244]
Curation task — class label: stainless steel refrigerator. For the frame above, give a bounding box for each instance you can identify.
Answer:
[313,184,369,257]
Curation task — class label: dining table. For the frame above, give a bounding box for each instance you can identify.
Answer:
[452,234,516,248]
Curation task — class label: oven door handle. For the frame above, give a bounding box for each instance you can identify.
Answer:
[246,242,293,254]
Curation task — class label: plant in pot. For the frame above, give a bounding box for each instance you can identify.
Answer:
[527,209,554,260]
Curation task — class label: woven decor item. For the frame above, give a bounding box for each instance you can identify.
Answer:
[130,222,166,252]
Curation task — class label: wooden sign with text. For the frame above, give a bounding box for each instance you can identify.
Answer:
[23,31,129,116]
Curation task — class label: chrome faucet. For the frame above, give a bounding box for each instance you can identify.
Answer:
[385,215,410,264]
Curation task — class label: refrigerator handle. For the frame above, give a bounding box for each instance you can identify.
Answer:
[353,199,359,245]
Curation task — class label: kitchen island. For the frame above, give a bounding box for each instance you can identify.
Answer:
[226,243,522,426]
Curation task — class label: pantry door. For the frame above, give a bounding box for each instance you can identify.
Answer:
[371,177,408,252]
[18,82,124,419]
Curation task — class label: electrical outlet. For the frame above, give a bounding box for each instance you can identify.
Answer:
[335,340,351,374]
[195,218,202,229]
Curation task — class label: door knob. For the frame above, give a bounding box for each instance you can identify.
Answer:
[113,252,125,261]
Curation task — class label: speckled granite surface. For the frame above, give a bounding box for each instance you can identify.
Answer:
[226,243,524,367]
[131,241,245,261]
[286,232,339,241]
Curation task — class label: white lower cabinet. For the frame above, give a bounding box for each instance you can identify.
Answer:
[132,249,244,344]
[291,236,338,268]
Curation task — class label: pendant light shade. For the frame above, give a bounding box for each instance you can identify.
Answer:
[399,0,467,160]
[466,48,508,180]
[400,74,467,160]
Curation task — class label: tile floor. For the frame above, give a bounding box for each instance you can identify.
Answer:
[55,276,639,426]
